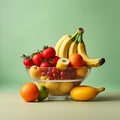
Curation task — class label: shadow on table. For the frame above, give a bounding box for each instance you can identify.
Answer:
[93,92,120,102]
[34,92,120,102]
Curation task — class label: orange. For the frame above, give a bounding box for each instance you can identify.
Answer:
[69,53,84,67]
[20,82,39,102]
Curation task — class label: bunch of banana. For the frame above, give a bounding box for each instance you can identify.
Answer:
[55,27,105,67]
[55,28,83,58]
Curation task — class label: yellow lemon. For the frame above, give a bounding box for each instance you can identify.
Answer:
[70,85,105,101]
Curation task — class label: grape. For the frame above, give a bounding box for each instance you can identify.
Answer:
[41,71,47,76]
[47,71,53,76]
[60,71,65,77]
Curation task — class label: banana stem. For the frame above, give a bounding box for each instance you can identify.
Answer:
[81,33,83,42]
[76,27,84,43]
[78,27,84,33]
[71,28,83,42]
[71,32,79,41]
[75,33,80,43]
[78,32,84,43]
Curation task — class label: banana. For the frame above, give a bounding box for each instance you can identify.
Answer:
[57,30,79,58]
[56,58,70,70]
[58,35,73,58]
[55,35,70,56]
[55,27,105,67]
[77,33,105,67]
[68,34,79,58]
[56,28,84,58]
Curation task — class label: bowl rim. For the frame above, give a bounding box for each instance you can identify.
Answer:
[34,79,84,82]
[26,67,91,82]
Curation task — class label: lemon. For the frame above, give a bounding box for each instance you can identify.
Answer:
[70,85,105,101]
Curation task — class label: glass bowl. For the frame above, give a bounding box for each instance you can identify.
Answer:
[26,66,90,100]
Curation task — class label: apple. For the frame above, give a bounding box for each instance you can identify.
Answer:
[29,65,41,80]
[37,84,49,101]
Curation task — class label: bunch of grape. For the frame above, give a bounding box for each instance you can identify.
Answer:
[40,67,77,80]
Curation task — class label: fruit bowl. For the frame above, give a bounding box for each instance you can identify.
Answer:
[26,66,90,100]
[22,28,105,101]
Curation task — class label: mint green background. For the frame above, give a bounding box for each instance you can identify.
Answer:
[0,0,120,92]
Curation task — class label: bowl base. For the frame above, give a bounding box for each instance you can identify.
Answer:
[48,95,70,101]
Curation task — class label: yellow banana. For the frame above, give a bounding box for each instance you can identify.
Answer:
[68,39,78,58]
[55,28,84,58]
[68,33,81,58]
[58,35,73,58]
[77,33,105,67]
[57,30,79,58]
[55,35,70,56]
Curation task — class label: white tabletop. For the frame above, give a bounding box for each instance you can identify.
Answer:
[0,92,120,120]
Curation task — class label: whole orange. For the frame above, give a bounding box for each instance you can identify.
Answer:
[69,53,84,67]
[20,82,39,102]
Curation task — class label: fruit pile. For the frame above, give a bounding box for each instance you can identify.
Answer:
[23,46,89,81]
[20,27,105,102]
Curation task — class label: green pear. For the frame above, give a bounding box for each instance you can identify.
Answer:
[37,84,49,101]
